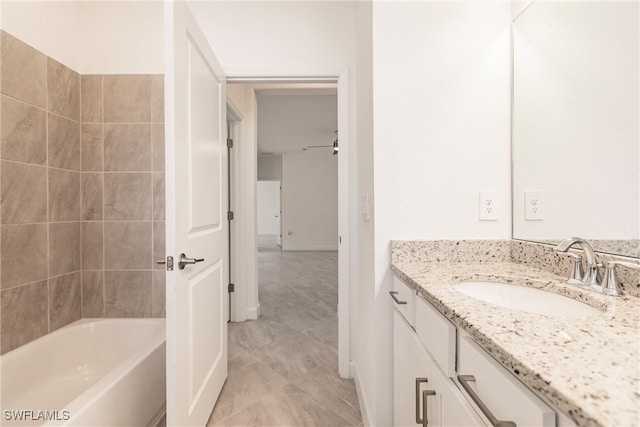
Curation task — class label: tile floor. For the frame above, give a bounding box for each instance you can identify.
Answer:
[206,244,362,426]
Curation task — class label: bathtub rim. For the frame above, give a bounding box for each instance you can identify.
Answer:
[1,318,166,427]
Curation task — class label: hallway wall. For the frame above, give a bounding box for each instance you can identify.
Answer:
[281,151,338,251]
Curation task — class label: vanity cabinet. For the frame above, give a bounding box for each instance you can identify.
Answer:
[392,276,575,427]
[392,278,483,427]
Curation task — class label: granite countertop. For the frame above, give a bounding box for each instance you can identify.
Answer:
[391,259,640,427]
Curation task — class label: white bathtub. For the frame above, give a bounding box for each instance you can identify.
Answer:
[1,318,165,427]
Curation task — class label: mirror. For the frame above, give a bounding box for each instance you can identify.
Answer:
[512,0,639,258]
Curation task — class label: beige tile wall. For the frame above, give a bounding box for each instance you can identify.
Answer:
[80,72,165,321]
[80,72,165,320]
[0,31,165,355]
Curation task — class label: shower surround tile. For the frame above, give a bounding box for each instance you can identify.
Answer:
[152,271,166,317]
[0,31,47,108]
[0,31,166,354]
[49,272,82,331]
[0,95,47,165]
[153,173,165,220]
[0,280,48,354]
[152,123,165,172]
[81,75,103,123]
[81,222,103,270]
[48,168,80,221]
[104,222,152,270]
[81,124,103,171]
[48,113,80,170]
[47,58,80,121]
[49,222,81,277]
[105,271,152,318]
[1,161,47,224]
[153,222,165,271]
[104,173,152,220]
[103,75,151,123]
[1,224,48,289]
[81,172,103,220]
[82,271,104,318]
[103,124,151,171]
[150,75,164,123]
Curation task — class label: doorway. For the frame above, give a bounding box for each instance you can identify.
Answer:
[257,180,282,249]
[226,76,351,379]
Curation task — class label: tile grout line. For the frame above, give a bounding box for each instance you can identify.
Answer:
[45,55,51,334]
[80,74,84,320]
[101,74,106,318]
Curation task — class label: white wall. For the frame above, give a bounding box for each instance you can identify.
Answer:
[190,1,356,76]
[1,1,163,74]
[76,1,163,74]
[352,1,376,423]
[512,1,639,241]
[257,94,337,153]
[1,1,80,70]
[281,151,338,251]
[370,2,512,424]
[257,156,282,180]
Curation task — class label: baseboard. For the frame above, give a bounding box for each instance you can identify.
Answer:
[351,361,372,427]
[247,303,260,320]
[282,245,338,251]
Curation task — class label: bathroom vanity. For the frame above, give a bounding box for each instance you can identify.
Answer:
[390,240,640,427]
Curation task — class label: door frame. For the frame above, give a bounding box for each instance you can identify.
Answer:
[227,72,351,378]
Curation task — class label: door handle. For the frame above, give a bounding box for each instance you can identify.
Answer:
[178,253,205,270]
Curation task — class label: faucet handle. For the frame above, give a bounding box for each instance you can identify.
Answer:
[601,260,640,297]
[560,253,584,284]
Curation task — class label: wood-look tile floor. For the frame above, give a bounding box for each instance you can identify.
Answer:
[207,245,362,427]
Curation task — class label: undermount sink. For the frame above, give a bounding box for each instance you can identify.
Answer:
[453,281,601,317]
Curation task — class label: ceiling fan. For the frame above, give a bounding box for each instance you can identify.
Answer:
[303,131,339,155]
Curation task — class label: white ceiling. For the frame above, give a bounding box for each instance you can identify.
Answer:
[255,88,338,155]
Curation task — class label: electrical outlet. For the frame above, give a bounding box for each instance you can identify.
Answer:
[525,190,544,220]
[479,191,498,221]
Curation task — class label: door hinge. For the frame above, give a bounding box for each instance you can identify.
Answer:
[228,211,234,221]
[227,138,234,148]
[228,283,235,293]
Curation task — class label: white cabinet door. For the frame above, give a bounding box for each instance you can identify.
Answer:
[394,310,441,427]
[437,375,486,427]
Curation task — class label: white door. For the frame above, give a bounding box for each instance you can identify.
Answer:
[257,181,281,241]
[165,2,228,425]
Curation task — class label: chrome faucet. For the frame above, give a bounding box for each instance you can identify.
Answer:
[554,237,600,288]
[601,260,640,296]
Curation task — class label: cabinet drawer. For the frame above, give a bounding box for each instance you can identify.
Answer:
[415,295,456,378]
[391,277,416,327]
[457,335,555,427]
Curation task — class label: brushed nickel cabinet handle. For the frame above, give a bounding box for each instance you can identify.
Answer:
[457,375,516,427]
[389,291,407,305]
[422,389,436,427]
[415,378,435,426]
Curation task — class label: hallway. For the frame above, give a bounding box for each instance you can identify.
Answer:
[207,247,362,426]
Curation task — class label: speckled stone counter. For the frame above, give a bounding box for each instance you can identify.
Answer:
[391,241,640,427]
